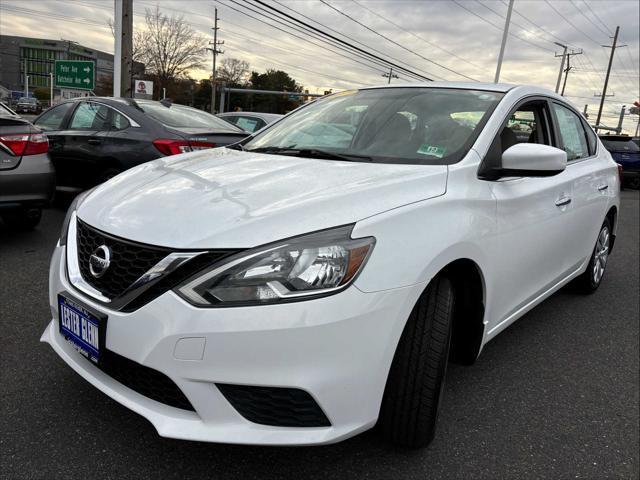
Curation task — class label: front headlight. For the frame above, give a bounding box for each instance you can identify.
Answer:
[176,225,375,306]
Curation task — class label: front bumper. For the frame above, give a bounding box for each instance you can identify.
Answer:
[42,243,422,445]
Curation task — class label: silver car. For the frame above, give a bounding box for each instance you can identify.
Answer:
[217,112,282,133]
[0,102,55,229]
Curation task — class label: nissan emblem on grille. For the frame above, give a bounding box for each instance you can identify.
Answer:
[89,245,111,278]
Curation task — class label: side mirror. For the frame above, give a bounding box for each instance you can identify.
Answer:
[497,143,567,178]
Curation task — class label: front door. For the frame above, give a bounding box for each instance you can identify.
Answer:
[488,99,580,330]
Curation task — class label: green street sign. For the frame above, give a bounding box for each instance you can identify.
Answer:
[54,60,95,90]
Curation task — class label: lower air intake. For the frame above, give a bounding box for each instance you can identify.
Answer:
[216,383,331,428]
[99,350,195,412]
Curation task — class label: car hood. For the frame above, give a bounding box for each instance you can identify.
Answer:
[78,148,447,248]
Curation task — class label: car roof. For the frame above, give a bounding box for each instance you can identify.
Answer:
[359,82,517,93]
[218,112,282,119]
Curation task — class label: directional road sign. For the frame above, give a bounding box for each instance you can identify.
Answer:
[54,60,95,90]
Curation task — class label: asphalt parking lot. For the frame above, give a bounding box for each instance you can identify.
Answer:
[1,190,638,480]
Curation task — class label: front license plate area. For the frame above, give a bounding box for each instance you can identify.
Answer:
[58,293,107,365]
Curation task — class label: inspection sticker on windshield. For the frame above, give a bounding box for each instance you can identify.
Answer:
[417,144,446,158]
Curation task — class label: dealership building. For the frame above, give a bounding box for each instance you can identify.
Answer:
[0,35,144,101]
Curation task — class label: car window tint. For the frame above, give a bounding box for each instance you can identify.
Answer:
[601,138,639,152]
[34,102,74,130]
[110,110,130,130]
[137,101,241,131]
[69,102,110,130]
[236,116,260,132]
[553,103,589,161]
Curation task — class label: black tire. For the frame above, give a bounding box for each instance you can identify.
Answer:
[572,218,612,294]
[2,208,42,230]
[379,276,455,448]
[627,177,640,190]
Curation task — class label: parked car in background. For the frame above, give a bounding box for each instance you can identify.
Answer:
[0,101,19,117]
[0,112,55,229]
[600,135,640,189]
[32,98,249,190]
[43,84,619,448]
[15,97,42,115]
[217,111,283,133]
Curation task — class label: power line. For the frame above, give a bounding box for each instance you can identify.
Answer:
[318,0,476,81]
[350,0,495,79]
[451,0,554,54]
[500,0,575,49]
[542,0,606,47]
[216,0,419,80]
[235,0,425,80]
[569,0,611,38]
[249,0,434,82]
[582,0,614,35]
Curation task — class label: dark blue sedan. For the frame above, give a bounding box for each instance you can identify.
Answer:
[600,135,640,189]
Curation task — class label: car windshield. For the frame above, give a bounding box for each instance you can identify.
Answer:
[243,88,504,165]
[136,100,241,131]
[19,97,36,104]
[601,137,640,152]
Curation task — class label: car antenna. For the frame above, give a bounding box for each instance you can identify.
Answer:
[160,99,173,107]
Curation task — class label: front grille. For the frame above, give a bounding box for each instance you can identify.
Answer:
[76,220,170,299]
[99,350,195,411]
[217,384,331,428]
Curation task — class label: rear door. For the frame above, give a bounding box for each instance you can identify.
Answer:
[551,102,613,264]
[54,101,112,188]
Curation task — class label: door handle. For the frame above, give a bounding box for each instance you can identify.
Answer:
[87,139,101,145]
[555,196,572,207]
[597,184,608,191]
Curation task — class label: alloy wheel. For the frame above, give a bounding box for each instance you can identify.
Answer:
[592,226,610,285]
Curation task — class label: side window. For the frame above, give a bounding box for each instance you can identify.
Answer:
[499,102,550,153]
[69,102,109,130]
[110,110,130,130]
[552,103,589,161]
[33,103,73,131]
[236,116,260,133]
[583,120,598,155]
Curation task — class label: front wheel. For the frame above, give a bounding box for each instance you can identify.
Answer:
[378,276,454,448]
[572,218,611,293]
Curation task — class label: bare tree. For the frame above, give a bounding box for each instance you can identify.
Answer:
[135,6,207,91]
[216,58,250,86]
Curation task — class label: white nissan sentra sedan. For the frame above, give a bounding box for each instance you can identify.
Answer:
[42,83,620,448]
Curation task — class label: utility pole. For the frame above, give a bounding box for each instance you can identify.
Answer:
[616,105,626,134]
[560,49,582,96]
[494,0,514,83]
[208,8,224,114]
[23,58,29,96]
[583,104,588,119]
[554,43,568,93]
[596,26,626,131]
[382,68,398,84]
[50,72,54,106]
[113,0,133,98]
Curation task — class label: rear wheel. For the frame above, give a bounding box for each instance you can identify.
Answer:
[379,276,455,448]
[572,218,611,293]
[628,176,640,190]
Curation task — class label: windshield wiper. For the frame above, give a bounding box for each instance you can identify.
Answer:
[247,146,372,162]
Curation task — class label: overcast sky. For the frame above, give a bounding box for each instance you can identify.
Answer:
[2,0,638,132]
